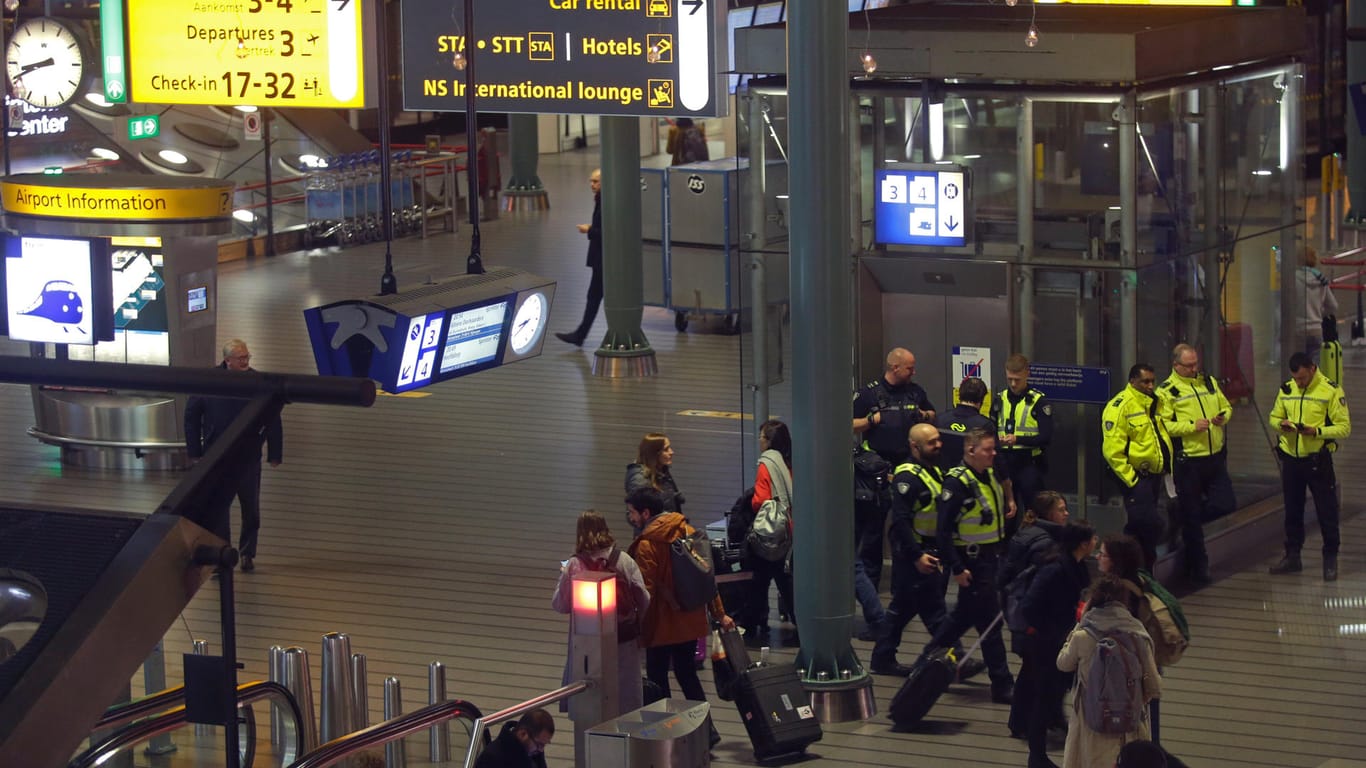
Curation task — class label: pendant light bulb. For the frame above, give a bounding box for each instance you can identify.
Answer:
[1006,0,1018,6]
[648,43,661,63]
[1025,24,1039,47]
[453,51,467,70]
[861,52,878,74]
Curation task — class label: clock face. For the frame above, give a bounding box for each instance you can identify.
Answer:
[7,18,86,109]
[509,293,546,354]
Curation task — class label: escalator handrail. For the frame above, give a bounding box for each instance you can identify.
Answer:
[93,684,191,733]
[70,680,303,768]
[286,698,485,768]
[460,681,591,768]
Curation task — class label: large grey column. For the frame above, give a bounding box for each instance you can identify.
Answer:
[593,116,657,377]
[789,0,872,722]
[1117,93,1138,368]
[504,114,549,212]
[1017,98,1035,358]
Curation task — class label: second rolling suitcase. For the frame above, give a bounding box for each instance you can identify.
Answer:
[733,663,823,760]
[887,648,956,729]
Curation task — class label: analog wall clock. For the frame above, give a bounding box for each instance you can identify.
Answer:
[510,292,547,354]
[7,17,86,109]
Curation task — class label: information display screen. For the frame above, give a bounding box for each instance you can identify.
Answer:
[125,0,371,107]
[440,301,507,374]
[401,0,726,117]
[187,286,208,313]
[1,235,114,345]
[873,164,970,248]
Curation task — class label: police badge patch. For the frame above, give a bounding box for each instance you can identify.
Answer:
[1105,420,1115,430]
[896,482,911,495]
[940,488,954,502]
[1042,404,1052,416]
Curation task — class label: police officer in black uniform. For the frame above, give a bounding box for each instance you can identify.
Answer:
[852,347,936,589]
[991,353,1054,536]
[922,428,1015,704]
[936,377,1016,519]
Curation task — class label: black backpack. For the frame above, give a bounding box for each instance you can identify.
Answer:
[681,127,709,163]
[577,547,641,642]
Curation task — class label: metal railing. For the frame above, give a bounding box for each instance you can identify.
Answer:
[286,698,484,768]
[460,682,591,768]
[71,680,304,768]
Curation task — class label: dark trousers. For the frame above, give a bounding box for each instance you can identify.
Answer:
[1281,450,1340,556]
[1122,474,1166,570]
[854,494,889,589]
[1173,454,1234,573]
[1025,637,1069,761]
[744,555,793,634]
[1003,452,1045,538]
[645,640,707,702]
[871,557,947,667]
[236,460,263,558]
[926,552,1011,689]
[569,265,603,341]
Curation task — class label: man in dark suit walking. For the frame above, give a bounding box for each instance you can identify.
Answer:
[185,338,283,572]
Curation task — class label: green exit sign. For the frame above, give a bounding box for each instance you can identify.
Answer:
[127,115,159,140]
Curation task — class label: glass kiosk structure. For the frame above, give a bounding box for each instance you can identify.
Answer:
[1,173,233,469]
[731,3,1310,547]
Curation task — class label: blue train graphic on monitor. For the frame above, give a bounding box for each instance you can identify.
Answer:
[18,280,85,332]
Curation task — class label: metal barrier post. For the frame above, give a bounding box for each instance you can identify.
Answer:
[268,645,285,752]
[283,646,319,751]
[384,677,407,768]
[428,661,449,762]
[320,632,357,743]
[141,642,177,755]
[191,640,211,740]
[351,653,369,728]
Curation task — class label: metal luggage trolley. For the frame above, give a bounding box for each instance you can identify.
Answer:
[304,157,344,247]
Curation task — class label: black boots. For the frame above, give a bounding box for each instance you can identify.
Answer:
[1324,555,1338,582]
[1269,554,1302,575]
[554,332,583,347]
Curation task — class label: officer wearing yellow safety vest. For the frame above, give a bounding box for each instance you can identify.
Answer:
[991,354,1054,535]
[1269,352,1351,582]
[1101,363,1173,571]
[1157,343,1234,586]
[920,428,1015,705]
[872,423,984,681]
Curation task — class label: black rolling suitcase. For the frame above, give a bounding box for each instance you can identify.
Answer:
[889,611,1003,730]
[733,662,823,760]
[887,648,957,729]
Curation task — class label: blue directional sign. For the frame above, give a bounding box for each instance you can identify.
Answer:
[874,163,971,248]
[1028,363,1113,405]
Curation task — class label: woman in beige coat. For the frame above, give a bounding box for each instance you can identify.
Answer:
[1056,574,1162,768]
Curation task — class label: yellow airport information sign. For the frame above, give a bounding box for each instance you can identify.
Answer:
[126,0,369,108]
[1037,0,1232,4]
[1,177,234,221]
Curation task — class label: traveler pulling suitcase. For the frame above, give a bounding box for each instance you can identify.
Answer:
[717,628,822,760]
[889,611,1004,730]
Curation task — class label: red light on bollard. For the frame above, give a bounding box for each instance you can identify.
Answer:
[571,571,615,635]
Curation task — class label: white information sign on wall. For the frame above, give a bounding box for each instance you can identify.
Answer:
[950,345,993,413]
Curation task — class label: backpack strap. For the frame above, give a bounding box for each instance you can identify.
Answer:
[607,546,621,569]
[759,452,793,506]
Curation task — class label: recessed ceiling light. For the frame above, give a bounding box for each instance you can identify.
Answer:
[84,92,112,108]
[234,105,258,113]
[158,149,189,165]
[90,147,119,160]
[233,209,257,223]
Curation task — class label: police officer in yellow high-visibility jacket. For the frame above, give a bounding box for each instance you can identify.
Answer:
[922,428,1015,705]
[1158,344,1234,585]
[991,353,1054,534]
[1269,352,1351,582]
[1102,363,1173,570]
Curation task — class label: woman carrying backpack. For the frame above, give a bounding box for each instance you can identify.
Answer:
[1057,574,1162,768]
[743,419,796,646]
[1018,521,1095,768]
[551,510,650,713]
[1001,491,1070,738]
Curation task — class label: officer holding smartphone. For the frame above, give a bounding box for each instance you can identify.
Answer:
[1158,343,1235,586]
[1269,352,1351,582]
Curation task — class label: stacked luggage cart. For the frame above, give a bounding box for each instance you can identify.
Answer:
[303,150,459,247]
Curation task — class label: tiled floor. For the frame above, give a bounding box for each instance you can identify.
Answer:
[3,147,1365,767]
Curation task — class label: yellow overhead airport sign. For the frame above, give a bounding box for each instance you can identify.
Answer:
[1,177,234,221]
[125,0,371,108]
